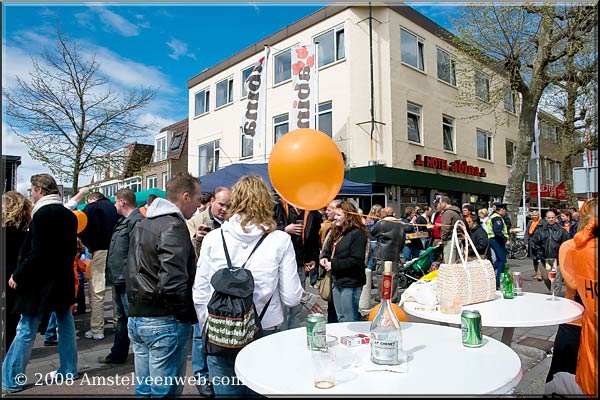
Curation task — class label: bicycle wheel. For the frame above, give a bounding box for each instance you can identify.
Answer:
[514,241,528,260]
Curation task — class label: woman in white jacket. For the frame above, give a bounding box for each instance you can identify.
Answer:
[193,175,304,396]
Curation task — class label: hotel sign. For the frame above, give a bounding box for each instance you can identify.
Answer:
[413,154,487,178]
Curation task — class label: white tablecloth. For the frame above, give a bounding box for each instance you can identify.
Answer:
[234,321,522,395]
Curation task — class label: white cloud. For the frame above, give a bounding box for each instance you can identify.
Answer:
[166,38,196,61]
[93,6,140,37]
[75,11,96,31]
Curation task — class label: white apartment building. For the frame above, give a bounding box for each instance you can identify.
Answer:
[187,4,520,212]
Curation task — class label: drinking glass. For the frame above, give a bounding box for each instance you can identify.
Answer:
[311,347,335,389]
[546,259,559,301]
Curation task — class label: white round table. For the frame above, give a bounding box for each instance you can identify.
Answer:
[403,292,584,346]
[234,321,522,395]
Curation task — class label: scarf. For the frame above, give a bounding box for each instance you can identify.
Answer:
[528,219,539,235]
[32,194,64,217]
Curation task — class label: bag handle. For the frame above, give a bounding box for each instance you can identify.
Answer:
[448,220,494,303]
[221,230,272,322]
[221,230,268,270]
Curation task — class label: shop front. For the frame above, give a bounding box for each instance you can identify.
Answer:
[347,160,505,216]
[526,181,567,210]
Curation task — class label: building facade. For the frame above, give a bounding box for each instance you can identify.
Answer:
[141,118,189,191]
[2,155,21,193]
[187,5,520,213]
[85,142,154,196]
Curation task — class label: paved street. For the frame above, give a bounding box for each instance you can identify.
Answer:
[6,256,560,397]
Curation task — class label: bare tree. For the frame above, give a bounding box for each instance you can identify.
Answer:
[3,31,157,192]
[450,3,597,222]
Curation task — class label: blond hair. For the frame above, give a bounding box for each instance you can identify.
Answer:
[227,176,276,234]
[478,208,489,218]
[2,191,32,230]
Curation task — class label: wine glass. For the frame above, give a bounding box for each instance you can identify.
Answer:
[546,260,559,301]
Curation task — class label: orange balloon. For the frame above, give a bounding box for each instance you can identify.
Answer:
[73,210,88,234]
[268,128,344,210]
[368,303,409,322]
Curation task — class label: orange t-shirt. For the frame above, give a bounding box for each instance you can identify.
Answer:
[561,229,598,398]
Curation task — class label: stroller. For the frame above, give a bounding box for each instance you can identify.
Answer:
[401,244,443,286]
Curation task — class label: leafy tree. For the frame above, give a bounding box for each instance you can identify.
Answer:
[3,31,157,192]
[449,3,597,221]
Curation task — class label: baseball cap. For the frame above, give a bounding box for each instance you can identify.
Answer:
[497,203,509,211]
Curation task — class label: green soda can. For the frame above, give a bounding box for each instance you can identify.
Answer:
[306,313,326,350]
[461,310,483,347]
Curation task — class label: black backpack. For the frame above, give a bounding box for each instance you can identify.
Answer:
[203,230,272,356]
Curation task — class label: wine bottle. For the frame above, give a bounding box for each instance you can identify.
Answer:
[370,261,402,365]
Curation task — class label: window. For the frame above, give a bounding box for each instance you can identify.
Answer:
[170,132,183,151]
[544,159,552,184]
[442,115,454,152]
[274,49,291,84]
[155,135,167,162]
[548,125,557,143]
[476,129,492,160]
[504,89,516,113]
[314,26,345,67]
[124,176,142,193]
[274,114,289,143]
[162,172,168,189]
[147,175,157,189]
[401,29,425,71]
[194,88,210,117]
[241,65,254,98]
[505,140,516,165]
[437,48,456,86]
[198,140,220,177]
[318,102,333,137]
[216,76,234,108]
[527,158,537,182]
[241,129,253,158]
[407,102,422,143]
[475,71,490,101]
[554,161,561,183]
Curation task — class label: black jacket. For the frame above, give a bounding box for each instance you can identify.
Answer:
[126,199,197,323]
[274,202,322,269]
[106,208,144,285]
[468,224,489,257]
[12,204,77,315]
[370,218,405,262]
[79,198,120,253]
[531,222,570,261]
[3,226,27,315]
[321,227,367,288]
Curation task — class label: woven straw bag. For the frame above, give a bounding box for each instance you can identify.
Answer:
[437,220,496,306]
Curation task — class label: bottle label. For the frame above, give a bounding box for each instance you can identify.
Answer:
[381,274,392,301]
[371,339,398,363]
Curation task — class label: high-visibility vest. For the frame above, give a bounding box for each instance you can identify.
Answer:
[486,212,508,239]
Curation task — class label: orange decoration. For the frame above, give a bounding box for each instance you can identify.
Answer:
[368,303,409,322]
[73,210,88,234]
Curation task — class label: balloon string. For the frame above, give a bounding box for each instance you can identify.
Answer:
[345,210,454,227]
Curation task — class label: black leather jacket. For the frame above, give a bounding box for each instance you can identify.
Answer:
[531,222,570,261]
[370,217,405,262]
[126,199,197,323]
[106,208,144,285]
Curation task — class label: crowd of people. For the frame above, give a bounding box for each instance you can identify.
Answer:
[1,172,597,397]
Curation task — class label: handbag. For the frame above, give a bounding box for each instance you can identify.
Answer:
[437,220,496,306]
[316,270,332,302]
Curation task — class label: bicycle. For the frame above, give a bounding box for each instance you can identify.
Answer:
[507,228,528,260]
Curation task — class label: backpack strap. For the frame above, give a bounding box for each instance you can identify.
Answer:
[221,230,269,269]
[221,230,273,322]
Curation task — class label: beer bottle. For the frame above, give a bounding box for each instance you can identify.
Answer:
[502,263,514,299]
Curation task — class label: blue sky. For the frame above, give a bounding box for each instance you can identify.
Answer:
[2,1,459,192]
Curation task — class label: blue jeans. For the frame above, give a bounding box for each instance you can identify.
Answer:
[3,308,78,391]
[332,285,361,322]
[192,323,209,381]
[489,238,507,288]
[206,330,278,397]
[109,284,129,361]
[283,266,305,330]
[44,312,58,342]
[403,245,420,262]
[127,316,191,397]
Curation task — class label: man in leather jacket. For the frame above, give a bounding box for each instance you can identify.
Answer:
[370,207,405,303]
[531,210,570,293]
[126,172,201,397]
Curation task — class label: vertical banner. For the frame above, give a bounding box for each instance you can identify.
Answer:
[243,47,269,159]
[290,44,317,130]
[531,112,540,159]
